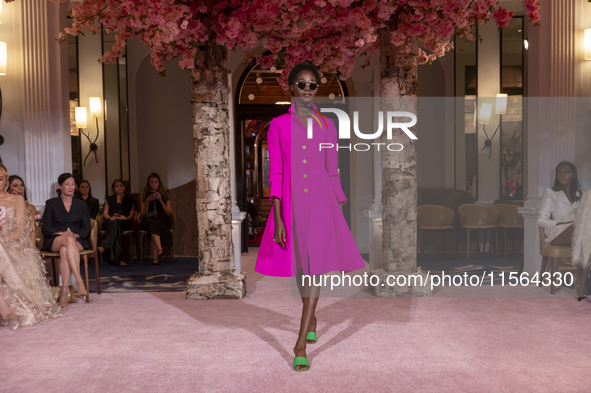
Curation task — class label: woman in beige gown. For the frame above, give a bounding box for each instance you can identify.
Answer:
[0,164,61,329]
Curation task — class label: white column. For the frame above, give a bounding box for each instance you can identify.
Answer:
[228,71,247,271]
[21,0,70,209]
[520,0,578,275]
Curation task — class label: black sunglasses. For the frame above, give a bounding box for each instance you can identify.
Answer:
[296,81,318,91]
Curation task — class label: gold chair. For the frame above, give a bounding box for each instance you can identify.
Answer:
[35,226,57,286]
[537,226,586,297]
[457,204,499,260]
[493,204,524,258]
[96,213,136,264]
[417,205,455,256]
[136,211,176,264]
[39,219,101,303]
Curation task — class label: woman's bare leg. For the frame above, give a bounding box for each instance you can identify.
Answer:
[293,272,321,370]
[52,236,86,294]
[550,224,575,246]
[151,233,162,260]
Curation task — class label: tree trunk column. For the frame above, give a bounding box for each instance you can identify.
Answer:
[186,44,246,300]
[370,29,431,297]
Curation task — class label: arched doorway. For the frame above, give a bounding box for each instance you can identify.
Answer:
[234,61,350,252]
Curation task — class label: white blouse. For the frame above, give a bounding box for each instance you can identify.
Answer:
[538,188,583,244]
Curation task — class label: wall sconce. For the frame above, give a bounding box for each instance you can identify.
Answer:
[0,41,7,75]
[75,107,87,129]
[479,103,496,159]
[585,28,591,60]
[81,98,101,166]
[0,1,3,24]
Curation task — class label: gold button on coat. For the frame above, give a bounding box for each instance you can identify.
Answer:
[303,174,307,178]
[303,159,306,163]
[304,189,308,193]
[302,145,306,149]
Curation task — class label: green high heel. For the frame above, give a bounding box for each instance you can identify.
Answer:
[306,332,317,344]
[293,356,310,371]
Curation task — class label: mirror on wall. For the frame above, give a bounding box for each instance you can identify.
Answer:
[102,31,130,192]
[455,28,478,200]
[499,17,524,200]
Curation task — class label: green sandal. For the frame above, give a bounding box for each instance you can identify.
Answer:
[306,332,317,344]
[293,356,310,371]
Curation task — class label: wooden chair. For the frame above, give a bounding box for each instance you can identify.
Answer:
[537,226,585,296]
[493,204,524,258]
[96,213,136,264]
[39,219,101,303]
[457,204,499,260]
[136,211,176,264]
[417,205,455,256]
[34,226,57,286]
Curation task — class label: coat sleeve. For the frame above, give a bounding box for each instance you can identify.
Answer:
[326,119,347,205]
[538,188,557,229]
[42,201,59,237]
[267,118,283,202]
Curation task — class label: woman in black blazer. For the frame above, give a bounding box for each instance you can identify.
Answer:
[42,173,91,302]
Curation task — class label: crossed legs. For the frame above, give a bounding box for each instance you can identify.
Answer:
[51,236,86,302]
[151,233,163,264]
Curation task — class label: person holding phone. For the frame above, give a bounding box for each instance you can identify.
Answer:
[100,179,136,267]
[42,173,91,306]
[0,163,61,329]
[139,173,173,265]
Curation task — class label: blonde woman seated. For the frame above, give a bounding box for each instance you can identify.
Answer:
[0,164,61,329]
[42,173,91,306]
[538,161,583,246]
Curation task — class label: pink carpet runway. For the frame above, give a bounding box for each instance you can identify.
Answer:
[2,252,591,392]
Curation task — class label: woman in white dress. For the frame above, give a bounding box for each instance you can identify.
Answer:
[0,163,61,329]
[538,161,583,246]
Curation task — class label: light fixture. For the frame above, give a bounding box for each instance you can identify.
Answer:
[275,101,290,105]
[270,66,276,72]
[82,97,102,166]
[495,94,507,115]
[585,28,591,60]
[523,39,529,50]
[321,77,327,84]
[248,94,255,100]
[89,97,102,118]
[479,102,497,159]
[0,41,7,75]
[479,103,491,124]
[256,77,262,84]
[75,107,87,129]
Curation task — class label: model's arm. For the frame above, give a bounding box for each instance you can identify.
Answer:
[267,118,286,246]
[326,120,347,206]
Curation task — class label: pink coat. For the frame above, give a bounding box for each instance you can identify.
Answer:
[255,102,366,277]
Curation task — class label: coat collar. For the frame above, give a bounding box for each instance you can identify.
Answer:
[554,189,581,205]
[288,101,318,113]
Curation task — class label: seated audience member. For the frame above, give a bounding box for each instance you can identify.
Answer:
[8,175,41,243]
[76,180,99,219]
[247,199,267,228]
[0,163,61,329]
[100,179,136,267]
[42,173,91,306]
[538,161,583,246]
[139,173,173,265]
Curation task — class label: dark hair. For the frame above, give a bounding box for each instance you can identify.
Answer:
[56,173,75,196]
[8,175,28,202]
[76,179,94,200]
[288,62,320,89]
[111,179,127,194]
[140,173,168,202]
[551,161,581,203]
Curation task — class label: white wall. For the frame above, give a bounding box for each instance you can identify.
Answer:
[134,55,194,191]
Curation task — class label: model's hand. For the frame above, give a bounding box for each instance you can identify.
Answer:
[274,219,287,247]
